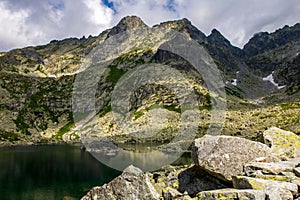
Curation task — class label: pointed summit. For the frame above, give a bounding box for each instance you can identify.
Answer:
[107,16,148,38]
[208,29,231,46]
[155,18,206,42]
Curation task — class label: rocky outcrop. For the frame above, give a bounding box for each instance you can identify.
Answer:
[263,127,300,160]
[191,135,279,181]
[81,165,160,200]
[107,16,148,38]
[243,23,300,57]
[243,23,300,93]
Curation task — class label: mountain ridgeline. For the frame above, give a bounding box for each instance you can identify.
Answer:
[0,16,299,145]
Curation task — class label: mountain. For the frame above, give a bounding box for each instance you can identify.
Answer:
[244,23,300,95]
[0,16,299,146]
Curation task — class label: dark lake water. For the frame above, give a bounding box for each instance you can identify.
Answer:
[0,145,121,200]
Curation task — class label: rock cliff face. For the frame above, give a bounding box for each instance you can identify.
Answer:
[244,23,300,94]
[0,16,299,145]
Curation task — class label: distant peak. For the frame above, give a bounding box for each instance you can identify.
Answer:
[154,18,206,41]
[118,16,147,28]
[208,28,230,44]
[155,18,192,28]
[177,18,192,25]
[107,16,148,38]
[211,28,221,35]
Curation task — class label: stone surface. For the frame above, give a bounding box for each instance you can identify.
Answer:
[244,161,295,176]
[162,187,192,200]
[197,189,265,200]
[294,167,300,177]
[232,176,298,195]
[263,127,300,160]
[148,165,226,198]
[192,135,279,181]
[264,186,294,200]
[81,165,160,200]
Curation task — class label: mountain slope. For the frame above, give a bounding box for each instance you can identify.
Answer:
[0,16,299,145]
[244,23,300,95]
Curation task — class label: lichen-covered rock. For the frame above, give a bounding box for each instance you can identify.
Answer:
[197,189,265,200]
[263,127,300,160]
[232,176,298,196]
[81,165,160,200]
[162,187,192,200]
[192,135,279,181]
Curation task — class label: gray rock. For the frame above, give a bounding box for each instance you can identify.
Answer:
[192,135,279,181]
[148,165,226,197]
[81,165,160,200]
[263,127,300,160]
[264,186,293,200]
[232,176,298,196]
[162,187,192,200]
[244,161,295,176]
[294,167,300,177]
[197,189,265,200]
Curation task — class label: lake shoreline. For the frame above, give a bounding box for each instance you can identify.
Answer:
[0,140,82,148]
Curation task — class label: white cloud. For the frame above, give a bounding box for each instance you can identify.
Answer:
[0,0,299,51]
[0,0,114,51]
[109,0,179,26]
[109,0,300,47]
[171,0,300,47]
[0,2,30,50]
[83,0,113,26]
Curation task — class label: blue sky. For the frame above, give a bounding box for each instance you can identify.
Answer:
[0,0,299,51]
[102,0,115,11]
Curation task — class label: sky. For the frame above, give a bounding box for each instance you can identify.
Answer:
[0,0,299,51]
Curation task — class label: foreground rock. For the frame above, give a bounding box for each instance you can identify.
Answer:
[233,176,298,199]
[192,135,279,181]
[244,161,296,176]
[81,165,160,200]
[148,165,227,198]
[81,128,300,199]
[197,189,265,200]
[263,127,300,160]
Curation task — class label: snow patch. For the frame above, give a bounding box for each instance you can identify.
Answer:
[232,79,237,86]
[263,71,286,89]
[49,75,57,78]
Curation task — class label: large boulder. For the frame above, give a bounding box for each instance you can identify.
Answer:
[263,127,300,160]
[81,165,160,200]
[192,135,279,181]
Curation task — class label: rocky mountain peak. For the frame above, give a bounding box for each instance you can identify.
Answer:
[243,23,300,57]
[207,29,231,46]
[107,16,148,37]
[155,18,206,41]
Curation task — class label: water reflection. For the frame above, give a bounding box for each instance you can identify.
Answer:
[89,143,192,171]
[0,145,121,200]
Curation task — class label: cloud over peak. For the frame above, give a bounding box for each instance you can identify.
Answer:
[0,0,299,51]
